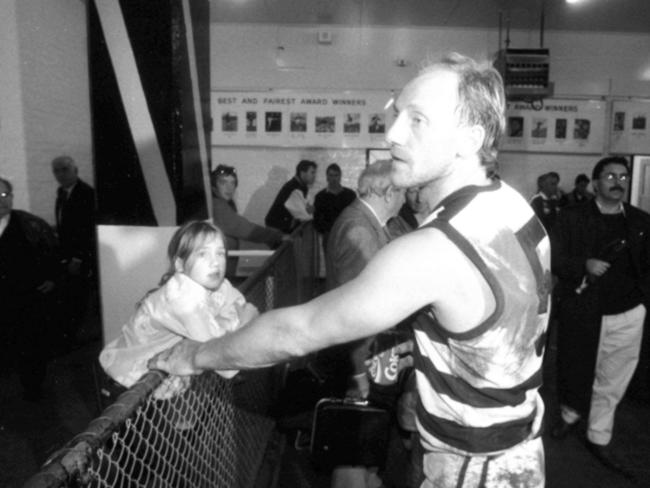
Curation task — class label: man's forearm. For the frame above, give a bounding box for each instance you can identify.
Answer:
[193,306,315,371]
[191,285,383,372]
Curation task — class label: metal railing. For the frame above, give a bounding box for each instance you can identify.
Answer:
[24,222,320,488]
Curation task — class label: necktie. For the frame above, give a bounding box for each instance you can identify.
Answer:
[56,187,67,228]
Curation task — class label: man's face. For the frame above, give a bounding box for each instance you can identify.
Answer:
[405,187,421,213]
[594,163,629,204]
[326,169,341,188]
[300,167,317,187]
[541,177,558,198]
[387,69,462,188]
[576,180,589,195]
[52,161,78,189]
[0,181,13,219]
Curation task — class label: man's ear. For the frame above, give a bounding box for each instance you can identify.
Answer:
[457,125,485,158]
[384,185,394,202]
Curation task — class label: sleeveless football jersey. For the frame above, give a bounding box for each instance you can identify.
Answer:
[413,180,551,455]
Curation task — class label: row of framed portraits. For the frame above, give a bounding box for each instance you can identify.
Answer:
[211,91,394,148]
[212,90,650,154]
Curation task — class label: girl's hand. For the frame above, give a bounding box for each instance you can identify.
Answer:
[148,339,203,376]
[236,302,259,325]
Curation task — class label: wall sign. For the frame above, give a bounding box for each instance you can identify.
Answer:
[211,90,394,148]
[501,99,606,154]
[610,99,650,155]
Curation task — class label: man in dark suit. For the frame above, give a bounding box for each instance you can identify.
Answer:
[0,176,59,400]
[323,159,407,487]
[52,155,97,343]
[326,159,403,290]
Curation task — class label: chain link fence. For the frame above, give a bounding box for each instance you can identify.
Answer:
[25,223,320,488]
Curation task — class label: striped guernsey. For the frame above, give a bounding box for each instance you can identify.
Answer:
[412,180,551,456]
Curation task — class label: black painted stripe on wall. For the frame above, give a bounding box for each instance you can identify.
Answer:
[90,0,210,225]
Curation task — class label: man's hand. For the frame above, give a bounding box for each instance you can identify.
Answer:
[586,258,610,278]
[148,339,203,376]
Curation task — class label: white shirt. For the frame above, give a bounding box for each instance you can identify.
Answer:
[0,213,10,238]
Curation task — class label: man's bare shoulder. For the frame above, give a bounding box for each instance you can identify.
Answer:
[359,226,466,301]
[380,226,461,267]
[365,226,495,333]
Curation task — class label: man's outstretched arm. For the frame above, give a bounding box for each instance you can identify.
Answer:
[149,229,456,376]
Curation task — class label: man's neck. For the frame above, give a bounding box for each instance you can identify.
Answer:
[595,196,624,214]
[420,163,492,213]
[327,184,343,194]
[360,197,390,226]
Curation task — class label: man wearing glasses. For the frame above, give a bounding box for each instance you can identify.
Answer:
[551,156,650,479]
[0,176,59,401]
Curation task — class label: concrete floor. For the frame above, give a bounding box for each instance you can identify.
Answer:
[2,316,649,487]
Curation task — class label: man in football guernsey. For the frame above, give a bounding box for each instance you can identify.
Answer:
[150,53,551,488]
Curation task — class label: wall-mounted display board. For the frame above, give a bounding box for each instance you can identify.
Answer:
[501,99,606,154]
[610,99,650,155]
[211,90,394,148]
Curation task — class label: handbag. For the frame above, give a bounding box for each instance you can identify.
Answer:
[310,397,391,469]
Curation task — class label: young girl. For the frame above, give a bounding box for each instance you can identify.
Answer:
[99,221,258,391]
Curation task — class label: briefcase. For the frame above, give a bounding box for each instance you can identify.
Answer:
[310,397,391,469]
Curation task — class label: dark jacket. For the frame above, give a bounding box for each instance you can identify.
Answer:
[325,199,390,291]
[387,203,419,238]
[551,200,650,414]
[324,199,392,378]
[313,187,357,235]
[264,177,307,233]
[56,179,96,265]
[1,210,60,298]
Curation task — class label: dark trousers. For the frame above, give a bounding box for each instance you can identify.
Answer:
[58,268,94,340]
[1,292,53,397]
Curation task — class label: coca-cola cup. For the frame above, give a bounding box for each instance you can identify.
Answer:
[367,331,401,386]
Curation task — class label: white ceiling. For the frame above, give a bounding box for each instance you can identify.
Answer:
[208,0,650,34]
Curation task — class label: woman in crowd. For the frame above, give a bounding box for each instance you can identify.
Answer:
[211,165,286,277]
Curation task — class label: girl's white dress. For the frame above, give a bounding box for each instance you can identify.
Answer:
[99,272,245,387]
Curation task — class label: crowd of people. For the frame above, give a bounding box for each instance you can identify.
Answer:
[6,50,649,488]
